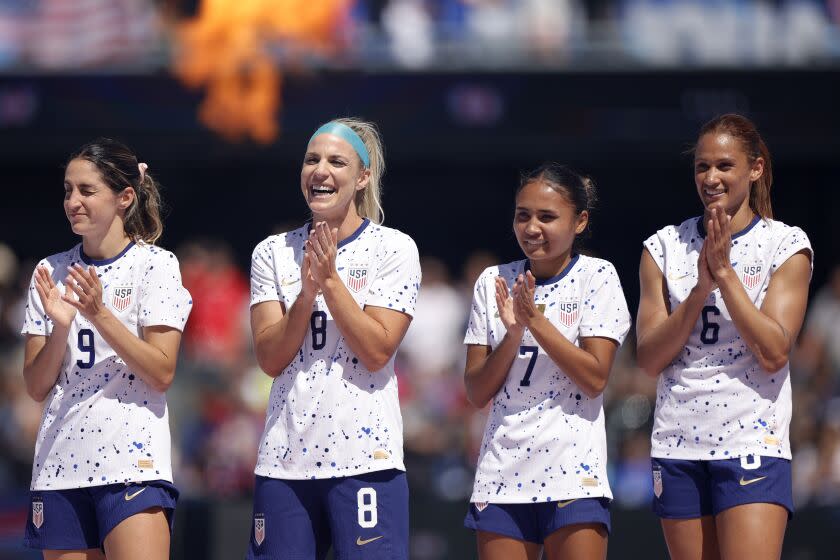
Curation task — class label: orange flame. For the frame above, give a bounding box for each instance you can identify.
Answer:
[173,0,350,143]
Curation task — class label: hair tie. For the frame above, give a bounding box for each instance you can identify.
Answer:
[138,162,148,183]
[309,122,370,168]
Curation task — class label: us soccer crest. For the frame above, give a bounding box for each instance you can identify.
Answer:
[347,265,369,293]
[32,499,44,529]
[112,286,134,312]
[652,469,663,498]
[741,263,763,289]
[557,300,580,327]
[254,514,265,546]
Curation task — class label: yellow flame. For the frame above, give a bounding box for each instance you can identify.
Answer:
[173,0,350,143]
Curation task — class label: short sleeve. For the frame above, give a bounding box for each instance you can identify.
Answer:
[770,225,813,279]
[138,251,192,330]
[21,260,52,336]
[579,262,631,345]
[464,269,491,346]
[642,231,666,273]
[364,234,421,316]
[250,239,281,307]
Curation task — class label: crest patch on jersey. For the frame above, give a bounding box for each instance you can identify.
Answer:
[32,499,44,529]
[112,286,134,312]
[741,263,763,289]
[558,300,580,327]
[254,515,265,545]
[347,266,369,293]
[652,469,663,498]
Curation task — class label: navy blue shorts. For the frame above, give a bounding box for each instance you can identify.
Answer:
[651,455,793,519]
[463,498,611,544]
[24,480,178,550]
[247,469,408,560]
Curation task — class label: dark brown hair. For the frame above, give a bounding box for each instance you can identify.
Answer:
[68,138,164,243]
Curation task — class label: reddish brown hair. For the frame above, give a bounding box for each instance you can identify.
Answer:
[697,114,773,219]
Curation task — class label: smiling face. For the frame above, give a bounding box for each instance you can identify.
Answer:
[64,158,134,240]
[513,180,588,277]
[301,133,370,223]
[694,132,764,217]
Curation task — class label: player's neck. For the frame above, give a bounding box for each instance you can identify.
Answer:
[528,251,573,281]
[704,202,756,234]
[82,225,132,261]
[314,211,365,244]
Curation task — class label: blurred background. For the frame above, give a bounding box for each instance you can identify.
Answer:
[1,0,839,558]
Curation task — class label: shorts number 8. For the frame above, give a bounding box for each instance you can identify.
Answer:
[357,487,378,528]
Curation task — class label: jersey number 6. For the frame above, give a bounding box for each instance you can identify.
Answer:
[700,305,720,345]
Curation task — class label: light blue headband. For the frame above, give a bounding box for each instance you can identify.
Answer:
[309,122,370,168]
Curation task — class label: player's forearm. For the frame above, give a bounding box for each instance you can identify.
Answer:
[637,287,708,376]
[89,310,177,392]
[464,332,521,408]
[254,297,314,377]
[716,272,789,373]
[321,278,396,371]
[23,325,71,402]
[527,316,608,398]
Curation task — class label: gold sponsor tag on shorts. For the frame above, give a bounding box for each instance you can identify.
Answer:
[138,459,154,469]
[373,449,390,460]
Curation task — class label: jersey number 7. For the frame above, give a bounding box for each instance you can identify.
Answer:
[519,346,538,387]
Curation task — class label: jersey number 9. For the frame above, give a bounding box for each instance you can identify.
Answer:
[77,328,95,368]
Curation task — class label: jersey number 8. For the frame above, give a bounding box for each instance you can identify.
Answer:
[311,311,327,350]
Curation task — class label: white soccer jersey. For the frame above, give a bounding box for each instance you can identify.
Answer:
[21,242,192,490]
[644,216,812,461]
[465,254,631,503]
[250,219,421,480]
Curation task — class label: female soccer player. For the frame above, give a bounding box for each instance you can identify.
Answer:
[463,163,631,560]
[21,138,192,560]
[248,118,421,560]
[637,114,812,560]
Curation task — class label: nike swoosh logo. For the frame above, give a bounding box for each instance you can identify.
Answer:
[281,278,301,286]
[739,476,767,486]
[667,273,691,281]
[124,487,147,501]
[356,536,384,546]
[557,499,578,509]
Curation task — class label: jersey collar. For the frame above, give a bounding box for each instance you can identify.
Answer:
[80,240,136,266]
[695,214,760,240]
[306,218,370,250]
[524,254,580,286]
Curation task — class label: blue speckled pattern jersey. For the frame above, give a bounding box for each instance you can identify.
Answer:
[250,219,421,480]
[644,216,812,461]
[21,242,192,490]
[465,255,631,503]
